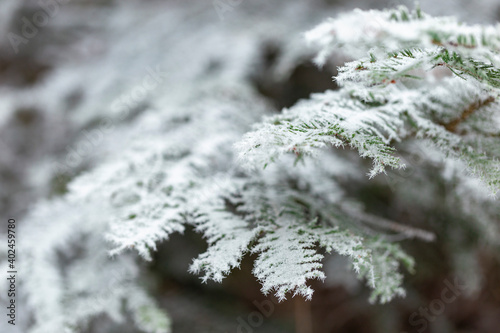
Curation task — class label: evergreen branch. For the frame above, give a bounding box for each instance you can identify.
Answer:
[306,6,500,66]
[442,95,495,132]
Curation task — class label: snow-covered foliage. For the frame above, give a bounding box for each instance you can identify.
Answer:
[7,2,500,333]
[239,6,500,193]
[21,198,170,333]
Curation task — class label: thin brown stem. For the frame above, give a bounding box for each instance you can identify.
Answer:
[443,96,495,133]
[295,298,313,333]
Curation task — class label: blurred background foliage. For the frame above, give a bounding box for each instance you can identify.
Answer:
[1,0,500,332]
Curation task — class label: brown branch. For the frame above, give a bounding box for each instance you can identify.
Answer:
[295,297,313,333]
[355,211,436,242]
[341,204,436,242]
[443,96,495,133]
